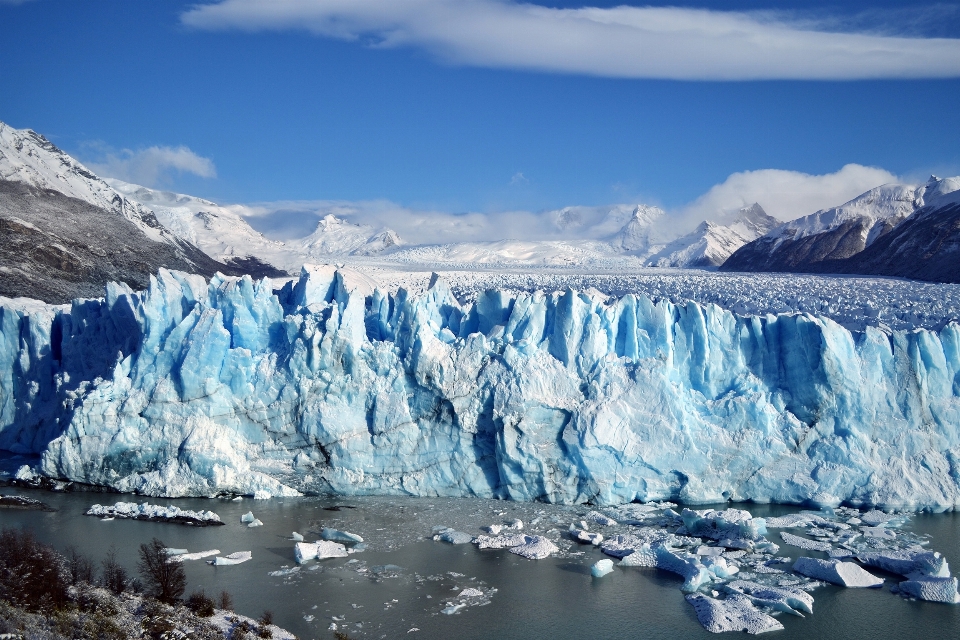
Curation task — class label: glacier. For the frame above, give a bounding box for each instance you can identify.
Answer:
[2,264,960,509]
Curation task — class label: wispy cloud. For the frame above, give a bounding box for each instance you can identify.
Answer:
[181,0,960,80]
[86,145,217,188]
[236,163,904,243]
[509,172,528,185]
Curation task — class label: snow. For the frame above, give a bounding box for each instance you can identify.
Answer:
[299,214,404,259]
[779,532,833,552]
[591,559,614,577]
[210,551,252,566]
[791,558,883,588]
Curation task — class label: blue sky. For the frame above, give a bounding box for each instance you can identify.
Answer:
[2,0,960,239]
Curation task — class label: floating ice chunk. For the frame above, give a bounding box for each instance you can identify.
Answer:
[703,556,739,579]
[247,519,264,528]
[569,524,603,545]
[164,548,189,556]
[169,550,219,562]
[592,559,615,578]
[474,533,528,549]
[861,526,896,540]
[292,532,304,542]
[442,603,466,615]
[655,547,713,593]
[860,510,901,527]
[619,544,658,568]
[86,502,222,525]
[483,524,504,535]
[792,557,883,587]
[898,575,960,603]
[458,588,483,598]
[321,527,364,544]
[510,536,558,560]
[696,546,725,557]
[779,532,832,552]
[506,519,523,530]
[295,541,349,563]
[211,551,252,565]
[686,593,784,634]
[268,567,301,577]
[433,528,474,544]
[725,580,814,617]
[681,509,767,542]
[240,511,255,523]
[585,511,617,527]
[857,550,950,578]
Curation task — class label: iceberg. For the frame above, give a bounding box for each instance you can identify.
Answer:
[791,557,883,587]
[3,267,960,509]
[294,540,348,563]
[168,549,219,562]
[211,551,252,566]
[321,528,363,544]
[857,549,951,578]
[509,535,558,560]
[591,559,614,578]
[898,575,960,604]
[433,528,474,544]
[685,593,783,634]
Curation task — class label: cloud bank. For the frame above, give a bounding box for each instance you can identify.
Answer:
[182,0,960,80]
[87,145,217,188]
[237,163,902,244]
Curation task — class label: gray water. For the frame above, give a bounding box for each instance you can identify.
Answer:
[2,488,959,640]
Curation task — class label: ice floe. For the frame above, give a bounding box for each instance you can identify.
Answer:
[509,535,559,560]
[209,551,251,566]
[591,559,614,578]
[86,502,222,525]
[792,557,883,588]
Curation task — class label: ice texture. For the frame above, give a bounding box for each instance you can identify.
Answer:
[294,540,348,563]
[321,528,364,544]
[85,502,221,524]
[509,535,559,559]
[857,549,950,578]
[210,551,251,566]
[3,266,960,509]
[791,557,883,587]
[685,593,784,634]
[898,575,960,603]
[591,559,614,577]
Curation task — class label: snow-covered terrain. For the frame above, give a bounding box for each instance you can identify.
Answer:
[3,266,960,509]
[107,179,294,274]
[647,204,778,268]
[298,213,404,258]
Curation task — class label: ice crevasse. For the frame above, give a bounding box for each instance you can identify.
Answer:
[2,265,960,509]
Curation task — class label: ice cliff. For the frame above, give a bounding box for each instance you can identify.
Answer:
[2,265,960,509]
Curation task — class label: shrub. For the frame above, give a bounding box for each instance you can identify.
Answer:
[101,546,129,595]
[186,590,216,617]
[137,538,186,605]
[218,590,233,611]
[0,527,70,611]
[66,546,96,585]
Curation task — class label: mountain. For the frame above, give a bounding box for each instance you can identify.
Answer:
[609,205,665,254]
[647,203,778,268]
[0,122,251,303]
[722,182,926,274]
[298,214,404,257]
[817,177,960,282]
[106,179,291,276]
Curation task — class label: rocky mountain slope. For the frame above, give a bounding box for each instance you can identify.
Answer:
[720,179,958,279]
[0,122,276,302]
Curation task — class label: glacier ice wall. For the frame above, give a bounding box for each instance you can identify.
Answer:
[2,265,960,508]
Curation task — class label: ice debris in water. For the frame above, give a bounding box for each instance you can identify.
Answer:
[432,528,474,544]
[509,535,559,560]
[163,548,188,556]
[291,532,304,541]
[247,519,264,528]
[779,532,833,552]
[168,550,219,562]
[240,511,255,523]
[321,528,364,544]
[268,566,301,577]
[86,502,222,525]
[898,576,960,603]
[474,533,528,550]
[295,541,348,563]
[591,559,614,578]
[585,511,617,526]
[792,558,883,588]
[686,593,784,634]
[209,551,251,566]
[569,524,603,546]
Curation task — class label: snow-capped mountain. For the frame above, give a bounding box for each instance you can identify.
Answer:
[647,203,778,268]
[722,182,926,273]
[298,214,404,257]
[107,179,292,276]
[609,205,666,253]
[0,121,248,302]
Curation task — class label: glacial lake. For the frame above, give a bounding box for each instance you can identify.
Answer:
[2,487,959,640]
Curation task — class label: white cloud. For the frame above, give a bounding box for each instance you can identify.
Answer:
[87,145,217,187]
[181,0,960,80]
[675,164,900,230]
[510,172,528,185]
[237,164,904,243]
